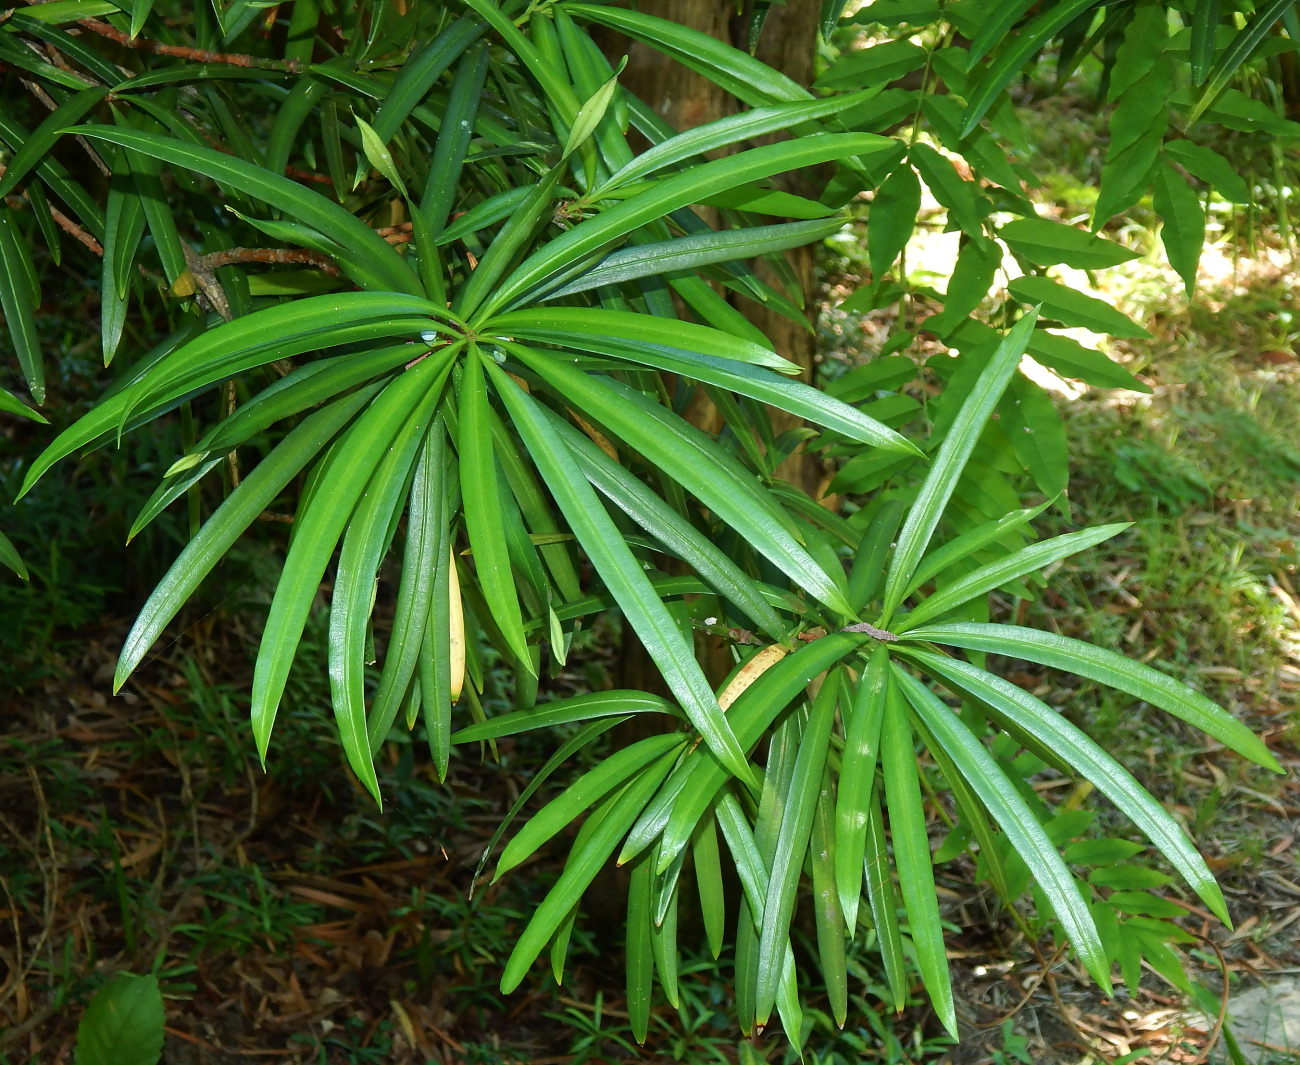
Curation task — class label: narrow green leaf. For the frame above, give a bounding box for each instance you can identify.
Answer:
[354,115,408,196]
[811,767,849,1028]
[564,3,811,106]
[880,674,955,1036]
[500,746,680,993]
[880,312,1039,623]
[1163,140,1251,204]
[960,0,1100,137]
[506,345,853,617]
[0,86,110,200]
[692,815,727,958]
[371,17,486,141]
[479,133,892,319]
[1189,0,1295,125]
[910,143,987,239]
[0,385,47,423]
[597,92,876,193]
[862,784,907,1012]
[498,733,684,879]
[756,675,840,1025]
[647,634,866,873]
[895,666,1111,993]
[367,424,446,747]
[75,125,420,294]
[0,530,28,581]
[460,349,533,669]
[904,623,1281,772]
[542,407,784,637]
[419,40,489,230]
[835,645,890,930]
[901,523,1128,630]
[0,210,43,404]
[250,352,455,764]
[904,499,1052,602]
[540,218,844,301]
[329,380,441,802]
[487,306,791,371]
[1190,0,1220,86]
[115,387,382,690]
[626,852,654,1044]
[486,362,757,788]
[500,322,917,456]
[1001,373,1069,498]
[452,691,678,744]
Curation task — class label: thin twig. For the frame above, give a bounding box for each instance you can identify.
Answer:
[75,18,303,72]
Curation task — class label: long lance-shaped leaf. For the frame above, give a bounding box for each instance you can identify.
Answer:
[626,851,654,1044]
[539,219,845,299]
[175,344,418,473]
[894,666,1111,993]
[496,733,684,880]
[538,405,783,637]
[897,647,1230,924]
[420,40,490,229]
[0,385,46,423]
[488,306,791,370]
[476,133,890,319]
[903,499,1053,601]
[0,86,110,199]
[468,717,625,897]
[459,349,533,669]
[451,691,679,744]
[644,634,865,874]
[0,110,104,239]
[862,782,908,1012]
[329,380,443,803]
[371,16,486,141]
[756,674,840,1026]
[835,645,890,930]
[116,292,449,416]
[880,311,1039,625]
[506,345,853,617]
[879,673,956,1038]
[0,530,28,580]
[485,361,757,789]
[811,767,849,1029]
[1189,0,1296,125]
[251,351,455,765]
[500,745,682,993]
[101,156,146,367]
[899,523,1130,630]
[563,4,811,107]
[114,386,383,691]
[19,300,446,498]
[714,789,803,1039]
[368,422,445,748]
[903,623,1281,772]
[693,814,726,959]
[960,0,1101,138]
[492,318,919,456]
[133,351,417,541]
[0,210,42,404]
[594,92,879,194]
[73,125,421,294]
[462,0,581,126]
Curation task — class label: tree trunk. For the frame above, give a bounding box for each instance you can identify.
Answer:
[609,1,831,500]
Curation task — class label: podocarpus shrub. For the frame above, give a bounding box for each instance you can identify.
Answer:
[0,0,1288,1045]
